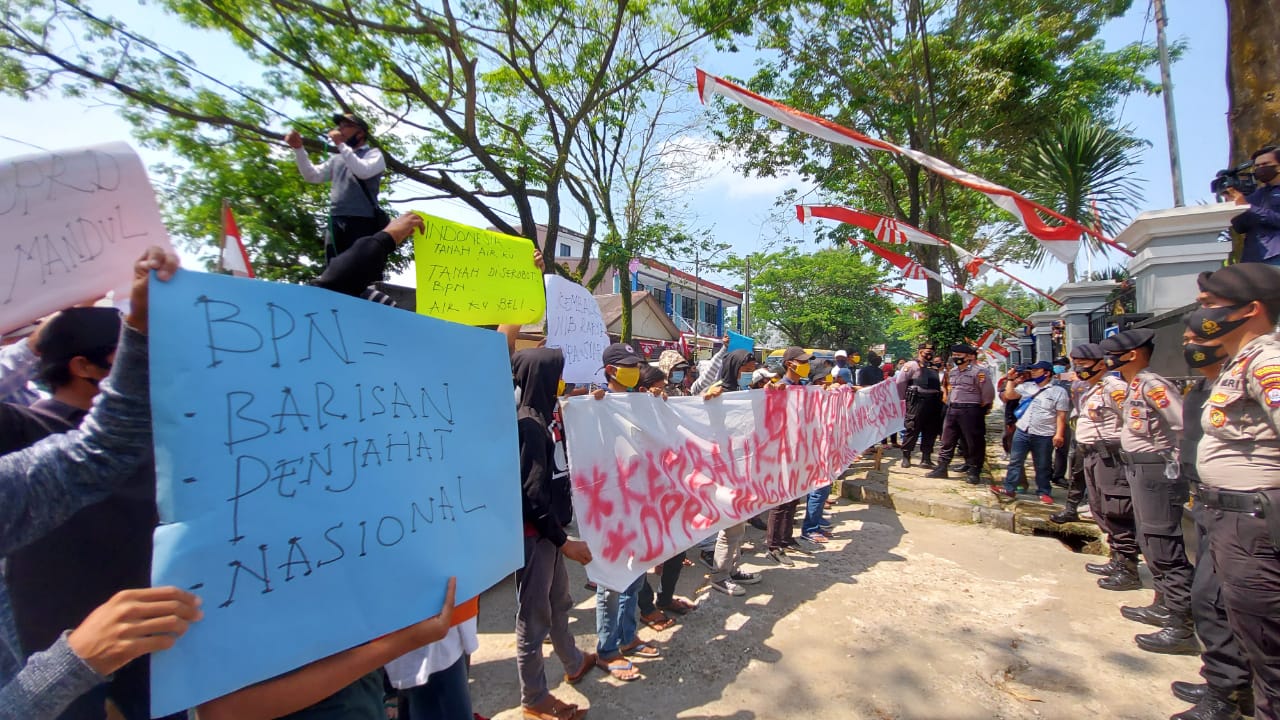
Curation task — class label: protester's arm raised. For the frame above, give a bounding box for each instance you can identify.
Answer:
[312,214,424,297]
[195,578,456,720]
[0,248,177,556]
[336,144,386,180]
[286,130,330,183]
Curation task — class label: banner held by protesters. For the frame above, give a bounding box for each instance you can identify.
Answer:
[147,270,523,715]
[413,213,546,326]
[562,381,905,591]
[0,142,171,334]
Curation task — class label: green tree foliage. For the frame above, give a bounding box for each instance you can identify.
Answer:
[709,0,1160,303]
[0,0,764,271]
[726,247,895,349]
[1013,115,1146,281]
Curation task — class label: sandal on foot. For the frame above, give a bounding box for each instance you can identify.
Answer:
[522,696,585,720]
[639,610,675,631]
[621,640,661,658]
[656,597,697,615]
[564,652,596,685]
[596,656,641,681]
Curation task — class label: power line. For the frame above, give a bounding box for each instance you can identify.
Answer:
[1116,0,1154,125]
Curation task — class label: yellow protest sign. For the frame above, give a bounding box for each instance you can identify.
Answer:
[413,213,546,325]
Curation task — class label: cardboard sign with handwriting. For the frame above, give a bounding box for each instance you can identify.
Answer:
[412,213,545,325]
[147,270,522,714]
[544,275,608,384]
[0,142,170,333]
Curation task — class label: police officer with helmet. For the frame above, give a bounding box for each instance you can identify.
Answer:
[897,342,944,468]
[925,343,995,484]
[1100,328,1197,656]
[1191,262,1280,719]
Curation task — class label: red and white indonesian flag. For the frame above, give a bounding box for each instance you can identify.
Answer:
[797,205,940,246]
[699,70,1084,265]
[855,239,939,282]
[960,295,985,326]
[221,205,254,278]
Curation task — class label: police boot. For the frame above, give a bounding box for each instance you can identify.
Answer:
[1172,682,1255,718]
[919,453,935,469]
[1098,557,1142,591]
[1171,693,1244,720]
[955,463,972,473]
[965,470,982,485]
[924,464,949,479]
[1050,503,1080,524]
[1136,613,1201,656]
[1121,600,1172,627]
[1085,553,1120,576]
[900,453,911,468]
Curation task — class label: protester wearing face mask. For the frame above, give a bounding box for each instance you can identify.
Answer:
[1054,344,1142,590]
[1098,328,1196,658]
[897,343,944,469]
[1166,326,1256,720]
[1190,263,1280,717]
[1048,356,1078,492]
[657,351,691,397]
[993,361,1070,503]
[1226,145,1280,266]
[925,344,995,484]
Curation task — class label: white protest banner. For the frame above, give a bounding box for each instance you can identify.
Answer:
[0,142,171,334]
[562,380,905,591]
[544,274,609,385]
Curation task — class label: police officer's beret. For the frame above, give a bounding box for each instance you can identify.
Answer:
[1099,328,1155,354]
[1069,343,1106,360]
[917,341,935,350]
[950,343,976,355]
[1197,263,1280,303]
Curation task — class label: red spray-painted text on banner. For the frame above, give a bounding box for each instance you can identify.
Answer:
[561,381,905,591]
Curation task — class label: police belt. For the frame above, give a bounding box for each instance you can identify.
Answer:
[1077,439,1121,457]
[911,388,941,395]
[1194,484,1280,551]
[949,402,981,408]
[1117,449,1166,465]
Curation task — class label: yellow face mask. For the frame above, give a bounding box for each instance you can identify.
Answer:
[557,378,566,396]
[793,362,811,379]
[614,366,641,388]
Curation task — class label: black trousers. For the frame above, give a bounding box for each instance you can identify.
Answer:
[766,499,800,550]
[1128,461,1193,615]
[1189,504,1253,698]
[1064,442,1086,507]
[1054,426,1073,483]
[1091,452,1140,559]
[1203,491,1280,718]
[935,405,985,472]
[900,395,943,457]
[328,214,386,263]
[638,551,686,613]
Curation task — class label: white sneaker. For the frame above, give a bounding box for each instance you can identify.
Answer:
[711,579,745,596]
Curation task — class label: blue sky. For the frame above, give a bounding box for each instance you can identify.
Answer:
[1,0,1231,294]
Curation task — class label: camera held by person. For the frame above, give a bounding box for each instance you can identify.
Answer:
[1223,145,1280,265]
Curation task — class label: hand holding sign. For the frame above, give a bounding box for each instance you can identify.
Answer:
[412,214,545,325]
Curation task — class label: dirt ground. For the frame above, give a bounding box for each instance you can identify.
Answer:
[465,502,1201,720]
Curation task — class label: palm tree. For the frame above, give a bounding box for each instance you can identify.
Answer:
[1016,116,1147,283]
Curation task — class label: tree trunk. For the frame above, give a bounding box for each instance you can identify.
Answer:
[620,270,633,343]
[1227,0,1280,164]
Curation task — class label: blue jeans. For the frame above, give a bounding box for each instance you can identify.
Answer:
[802,484,831,536]
[399,654,473,720]
[1004,428,1055,496]
[596,575,643,657]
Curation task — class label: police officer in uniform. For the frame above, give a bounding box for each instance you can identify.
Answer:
[1054,344,1145,591]
[926,344,995,484]
[1171,325,1254,720]
[1192,262,1280,719]
[897,342,944,468]
[1100,328,1197,655]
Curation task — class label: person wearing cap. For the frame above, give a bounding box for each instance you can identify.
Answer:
[1048,356,1077,490]
[657,350,692,397]
[925,344,995,484]
[832,350,855,386]
[749,367,778,389]
[1191,262,1280,717]
[761,348,817,567]
[896,343,943,469]
[1168,326,1255,720]
[993,360,1070,503]
[1099,327,1197,656]
[1052,344,1138,587]
[285,113,388,263]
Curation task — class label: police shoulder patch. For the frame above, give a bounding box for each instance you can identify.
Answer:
[1267,387,1280,408]
[1209,407,1227,428]
[1109,389,1126,405]
[977,372,986,382]
[1146,385,1170,408]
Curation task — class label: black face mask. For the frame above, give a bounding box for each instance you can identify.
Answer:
[1184,342,1228,369]
[1104,353,1130,370]
[1256,165,1279,184]
[1073,363,1101,381]
[921,352,934,361]
[952,356,967,367]
[1186,303,1249,340]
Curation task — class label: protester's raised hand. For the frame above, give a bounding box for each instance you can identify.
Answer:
[403,577,456,646]
[328,129,345,145]
[67,587,203,676]
[591,388,607,400]
[127,246,181,334]
[702,381,724,401]
[384,213,425,245]
[560,539,593,565]
[533,248,545,273]
[284,130,303,149]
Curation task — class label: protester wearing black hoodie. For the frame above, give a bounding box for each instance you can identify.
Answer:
[512,349,594,720]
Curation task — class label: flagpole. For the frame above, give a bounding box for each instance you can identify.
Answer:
[219,198,229,275]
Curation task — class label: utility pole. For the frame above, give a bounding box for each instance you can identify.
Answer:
[744,256,751,337]
[692,250,701,359]
[1154,0,1185,206]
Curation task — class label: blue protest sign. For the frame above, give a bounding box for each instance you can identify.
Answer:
[147,270,522,715]
[726,329,754,353]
